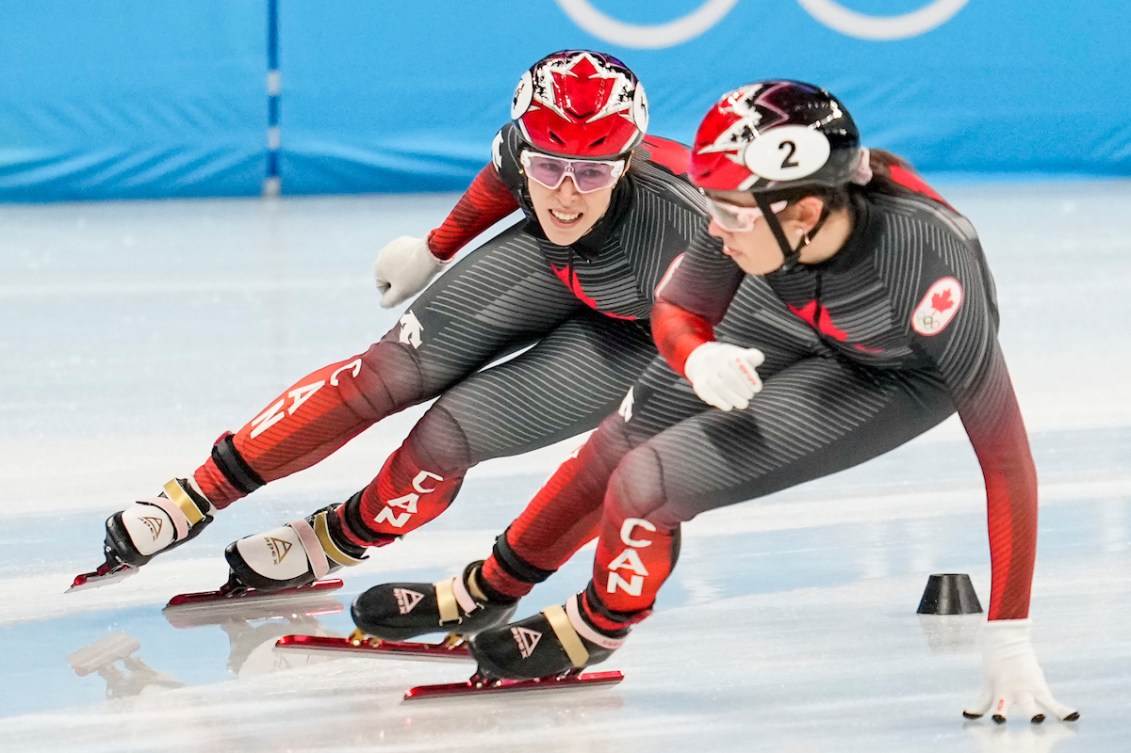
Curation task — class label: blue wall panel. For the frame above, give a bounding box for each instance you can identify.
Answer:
[0,1,266,201]
[0,1,1128,200]
[274,2,557,195]
[276,1,1131,194]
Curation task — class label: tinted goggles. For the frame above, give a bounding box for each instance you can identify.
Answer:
[705,196,789,233]
[520,151,626,193]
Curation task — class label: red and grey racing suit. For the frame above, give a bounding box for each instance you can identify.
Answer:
[188,126,801,548]
[481,184,1037,630]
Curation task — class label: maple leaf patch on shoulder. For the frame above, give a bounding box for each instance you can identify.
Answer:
[911,277,964,336]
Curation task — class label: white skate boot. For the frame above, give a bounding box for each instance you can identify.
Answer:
[70,478,217,591]
[104,478,216,567]
[224,504,368,593]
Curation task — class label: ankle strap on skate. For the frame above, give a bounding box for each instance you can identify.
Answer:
[287,512,365,579]
[144,479,209,541]
[566,593,626,650]
[164,479,208,525]
[542,595,627,669]
[543,604,590,668]
[288,517,332,579]
[313,510,367,568]
[435,572,480,625]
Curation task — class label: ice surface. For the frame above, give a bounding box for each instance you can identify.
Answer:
[1,182,1128,752]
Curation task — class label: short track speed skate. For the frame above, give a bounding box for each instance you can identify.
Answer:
[69,479,215,593]
[468,594,627,680]
[350,561,517,642]
[275,629,473,661]
[222,503,368,592]
[402,668,624,701]
[164,576,344,610]
[395,595,629,702]
[68,560,139,592]
[163,499,369,606]
[273,629,623,702]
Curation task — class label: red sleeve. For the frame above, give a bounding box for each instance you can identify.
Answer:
[651,301,714,376]
[649,242,744,374]
[426,164,519,261]
[954,352,1038,621]
[908,274,1036,620]
[889,209,1033,620]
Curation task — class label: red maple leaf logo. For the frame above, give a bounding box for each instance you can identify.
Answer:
[549,263,635,321]
[551,55,612,119]
[788,301,847,341]
[931,288,954,312]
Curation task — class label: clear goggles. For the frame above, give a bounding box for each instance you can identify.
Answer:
[520,150,626,193]
[705,195,789,233]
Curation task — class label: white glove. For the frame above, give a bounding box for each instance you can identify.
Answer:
[964,619,1078,724]
[373,236,448,308]
[683,342,765,411]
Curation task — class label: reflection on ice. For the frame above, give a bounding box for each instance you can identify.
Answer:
[917,614,983,656]
[965,720,1077,753]
[67,631,185,698]
[162,594,344,677]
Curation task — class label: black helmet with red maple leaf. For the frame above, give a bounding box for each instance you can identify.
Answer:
[510,50,649,160]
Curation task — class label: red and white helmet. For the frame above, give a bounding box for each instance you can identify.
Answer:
[690,80,862,194]
[511,50,648,159]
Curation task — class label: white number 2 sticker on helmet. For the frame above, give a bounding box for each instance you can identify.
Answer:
[742,125,831,181]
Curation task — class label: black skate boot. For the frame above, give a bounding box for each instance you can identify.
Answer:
[224,501,369,593]
[104,478,216,568]
[468,592,628,680]
[351,561,518,642]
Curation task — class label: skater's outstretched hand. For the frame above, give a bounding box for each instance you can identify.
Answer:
[374,236,448,308]
[964,619,1078,724]
[684,342,764,411]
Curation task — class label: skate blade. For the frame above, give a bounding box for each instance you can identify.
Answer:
[163,578,344,610]
[276,632,472,661]
[66,563,138,593]
[164,594,344,629]
[403,669,624,701]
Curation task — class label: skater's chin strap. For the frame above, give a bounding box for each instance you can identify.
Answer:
[758,194,830,273]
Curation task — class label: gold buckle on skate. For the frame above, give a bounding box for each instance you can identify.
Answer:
[163,479,205,526]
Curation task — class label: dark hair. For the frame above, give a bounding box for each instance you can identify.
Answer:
[786,148,939,213]
[865,148,921,196]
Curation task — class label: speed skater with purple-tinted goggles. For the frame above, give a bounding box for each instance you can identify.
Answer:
[509,49,649,247]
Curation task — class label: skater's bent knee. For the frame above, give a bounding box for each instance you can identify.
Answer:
[404,405,474,474]
[606,446,668,522]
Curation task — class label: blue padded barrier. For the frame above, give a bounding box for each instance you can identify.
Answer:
[0,0,267,201]
[1,1,1128,200]
[275,1,1131,193]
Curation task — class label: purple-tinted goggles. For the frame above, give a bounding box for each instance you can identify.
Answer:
[520,151,626,193]
[705,195,789,233]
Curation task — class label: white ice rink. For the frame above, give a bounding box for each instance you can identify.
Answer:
[1,181,1129,752]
